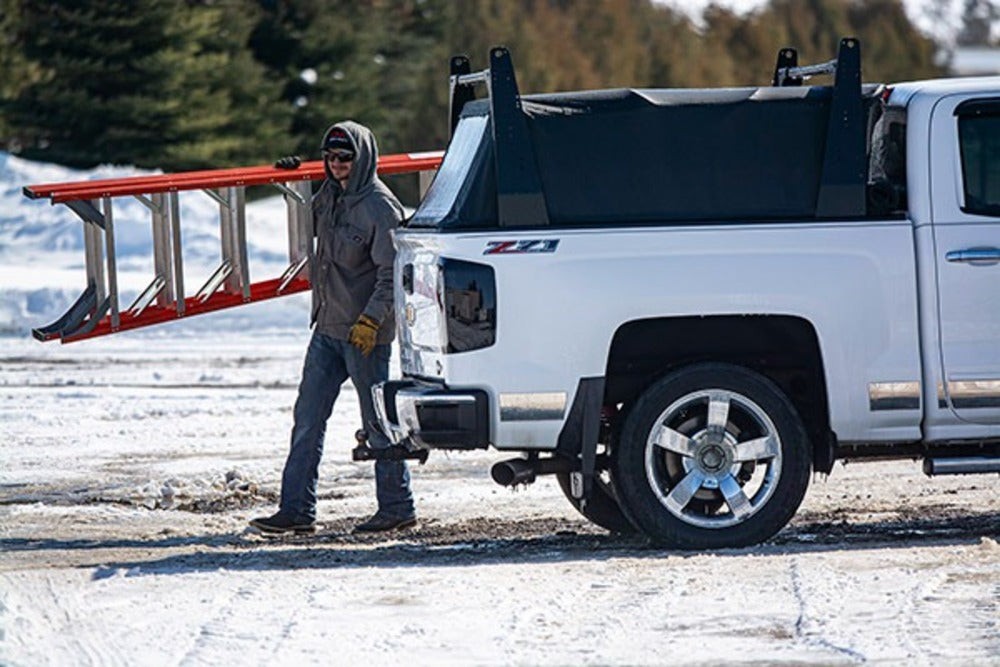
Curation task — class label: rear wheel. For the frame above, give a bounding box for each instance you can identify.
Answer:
[556,464,636,534]
[612,363,812,549]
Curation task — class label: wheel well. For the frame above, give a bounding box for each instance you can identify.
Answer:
[604,315,834,472]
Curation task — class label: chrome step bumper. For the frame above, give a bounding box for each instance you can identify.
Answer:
[372,380,490,450]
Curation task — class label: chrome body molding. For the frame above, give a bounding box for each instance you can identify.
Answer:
[938,379,1000,409]
[499,392,567,421]
[868,382,921,411]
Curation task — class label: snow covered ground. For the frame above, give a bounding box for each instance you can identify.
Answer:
[1,332,998,666]
[1,153,998,665]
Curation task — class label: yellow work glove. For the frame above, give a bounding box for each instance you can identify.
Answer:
[348,314,379,357]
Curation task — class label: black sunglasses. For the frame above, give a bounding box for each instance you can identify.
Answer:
[324,150,355,163]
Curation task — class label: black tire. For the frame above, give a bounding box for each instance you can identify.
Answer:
[612,362,812,549]
[555,471,637,534]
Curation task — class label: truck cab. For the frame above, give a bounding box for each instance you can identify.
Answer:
[901,80,1000,436]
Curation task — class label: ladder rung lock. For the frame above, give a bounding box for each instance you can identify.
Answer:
[133,194,162,214]
[203,188,230,208]
[278,256,309,294]
[128,275,167,317]
[196,261,234,303]
[274,182,310,205]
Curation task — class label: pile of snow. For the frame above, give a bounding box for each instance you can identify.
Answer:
[132,469,272,511]
[0,151,310,337]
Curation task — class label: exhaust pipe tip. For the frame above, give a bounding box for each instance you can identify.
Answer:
[491,458,536,486]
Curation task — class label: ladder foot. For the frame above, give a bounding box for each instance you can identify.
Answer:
[31,285,97,341]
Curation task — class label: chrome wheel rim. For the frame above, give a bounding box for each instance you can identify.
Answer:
[644,389,782,529]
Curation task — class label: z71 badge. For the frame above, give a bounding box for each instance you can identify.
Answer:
[484,239,560,255]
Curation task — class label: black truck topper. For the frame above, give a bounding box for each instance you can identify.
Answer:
[409,38,894,231]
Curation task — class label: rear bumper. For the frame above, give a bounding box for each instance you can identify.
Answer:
[373,380,490,450]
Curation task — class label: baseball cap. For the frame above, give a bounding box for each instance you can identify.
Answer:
[323,127,353,152]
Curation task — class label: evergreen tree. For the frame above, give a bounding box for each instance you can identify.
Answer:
[1,0,951,173]
[251,0,446,159]
[7,0,287,170]
[0,0,35,148]
[643,5,723,88]
[183,1,291,167]
[848,0,942,80]
[711,0,943,86]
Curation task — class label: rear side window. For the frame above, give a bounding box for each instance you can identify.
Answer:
[957,99,1000,216]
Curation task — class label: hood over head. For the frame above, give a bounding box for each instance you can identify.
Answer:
[320,121,379,201]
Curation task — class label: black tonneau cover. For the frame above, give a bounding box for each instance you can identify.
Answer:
[410,41,883,230]
[411,85,882,230]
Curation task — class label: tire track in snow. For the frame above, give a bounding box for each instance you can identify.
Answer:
[261,583,324,663]
[790,559,868,663]
[897,570,944,661]
[904,542,1000,661]
[177,576,273,666]
[45,572,119,667]
[1,572,123,667]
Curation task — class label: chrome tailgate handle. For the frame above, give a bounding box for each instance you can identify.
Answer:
[945,247,1000,266]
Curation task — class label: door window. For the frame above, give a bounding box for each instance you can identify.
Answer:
[957,99,1000,216]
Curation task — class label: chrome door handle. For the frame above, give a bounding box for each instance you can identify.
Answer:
[945,247,1000,265]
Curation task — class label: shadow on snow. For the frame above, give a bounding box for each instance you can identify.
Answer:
[3,511,997,578]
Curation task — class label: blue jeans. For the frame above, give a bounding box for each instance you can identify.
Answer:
[279,331,414,522]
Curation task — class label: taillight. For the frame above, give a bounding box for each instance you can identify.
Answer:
[439,258,496,353]
[402,263,414,294]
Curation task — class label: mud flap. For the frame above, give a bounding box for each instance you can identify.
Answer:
[555,377,605,505]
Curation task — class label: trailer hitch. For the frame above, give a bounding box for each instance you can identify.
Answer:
[350,430,429,465]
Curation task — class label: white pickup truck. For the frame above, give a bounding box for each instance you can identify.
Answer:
[372,39,1000,549]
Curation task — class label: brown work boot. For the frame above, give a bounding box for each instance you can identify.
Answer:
[352,512,418,533]
[249,512,316,535]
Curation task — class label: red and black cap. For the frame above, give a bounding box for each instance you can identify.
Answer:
[322,127,353,152]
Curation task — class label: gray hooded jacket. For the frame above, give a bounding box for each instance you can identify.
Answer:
[310,121,403,344]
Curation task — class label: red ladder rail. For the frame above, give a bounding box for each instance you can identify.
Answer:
[24,152,445,203]
[24,151,444,343]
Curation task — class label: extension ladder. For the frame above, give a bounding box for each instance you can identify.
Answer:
[23,152,443,343]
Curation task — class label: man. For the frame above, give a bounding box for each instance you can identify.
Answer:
[250,121,415,535]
